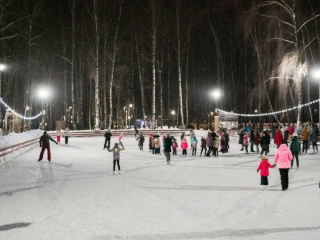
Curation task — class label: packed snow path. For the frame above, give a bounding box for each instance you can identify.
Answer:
[1,135,320,240]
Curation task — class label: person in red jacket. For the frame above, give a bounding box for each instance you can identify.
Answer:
[275,128,283,148]
[257,156,275,188]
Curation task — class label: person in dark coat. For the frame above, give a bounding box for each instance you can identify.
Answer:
[254,129,261,153]
[310,128,318,153]
[238,128,244,151]
[283,127,289,146]
[103,129,112,149]
[180,132,185,143]
[136,132,145,151]
[38,131,58,162]
[200,136,207,156]
[260,131,270,157]
[206,132,214,156]
[250,129,255,152]
[134,124,139,137]
[290,133,301,168]
[164,134,173,164]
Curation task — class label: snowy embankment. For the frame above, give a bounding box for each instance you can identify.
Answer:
[0,129,43,164]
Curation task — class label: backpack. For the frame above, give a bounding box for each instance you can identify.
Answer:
[290,138,300,153]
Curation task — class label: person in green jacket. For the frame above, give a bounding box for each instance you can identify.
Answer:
[290,133,301,169]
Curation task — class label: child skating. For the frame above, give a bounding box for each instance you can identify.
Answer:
[243,133,249,153]
[191,136,198,156]
[257,156,275,188]
[181,137,188,155]
[107,143,124,174]
[172,138,178,155]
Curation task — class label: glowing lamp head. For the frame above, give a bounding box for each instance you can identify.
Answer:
[0,64,6,72]
[311,69,320,79]
[39,89,49,99]
[212,89,221,99]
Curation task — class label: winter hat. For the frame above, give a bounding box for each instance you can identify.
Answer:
[262,156,268,161]
[293,132,298,137]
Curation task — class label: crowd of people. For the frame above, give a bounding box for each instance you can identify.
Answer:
[35,122,319,189]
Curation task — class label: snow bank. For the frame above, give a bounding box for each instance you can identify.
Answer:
[0,129,43,149]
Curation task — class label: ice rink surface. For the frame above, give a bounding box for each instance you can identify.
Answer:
[1,134,320,240]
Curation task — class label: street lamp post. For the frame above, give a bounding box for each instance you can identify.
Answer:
[0,64,6,129]
[129,104,133,129]
[39,89,49,130]
[124,103,133,129]
[312,69,320,124]
[170,110,176,128]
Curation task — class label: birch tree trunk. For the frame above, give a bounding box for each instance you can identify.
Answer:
[133,15,146,119]
[151,0,157,128]
[108,1,122,129]
[93,0,100,129]
[70,0,76,129]
[185,29,190,125]
[175,0,185,128]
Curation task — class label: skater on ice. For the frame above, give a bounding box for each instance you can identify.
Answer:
[290,133,301,169]
[274,141,293,191]
[56,126,62,144]
[63,127,70,144]
[103,129,112,149]
[136,132,145,151]
[107,142,124,174]
[191,136,198,156]
[257,156,275,188]
[172,138,178,155]
[164,134,173,164]
[181,136,188,155]
[119,132,124,148]
[200,136,207,156]
[38,131,58,162]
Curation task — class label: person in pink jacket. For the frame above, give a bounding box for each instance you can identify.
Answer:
[119,132,124,148]
[274,142,293,191]
[257,156,275,188]
[181,137,189,155]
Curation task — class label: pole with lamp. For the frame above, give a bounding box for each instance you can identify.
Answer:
[212,89,221,110]
[170,110,176,129]
[0,64,6,129]
[128,103,133,129]
[39,89,49,130]
[212,89,221,131]
[311,69,320,125]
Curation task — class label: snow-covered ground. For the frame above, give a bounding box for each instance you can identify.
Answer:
[0,133,320,240]
[0,130,43,149]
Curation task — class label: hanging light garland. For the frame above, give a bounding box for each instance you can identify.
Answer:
[0,98,43,120]
[217,99,320,117]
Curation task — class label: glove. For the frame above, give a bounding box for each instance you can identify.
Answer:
[257,169,259,173]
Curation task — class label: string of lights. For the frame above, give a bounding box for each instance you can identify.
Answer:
[0,98,43,120]
[217,99,320,117]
